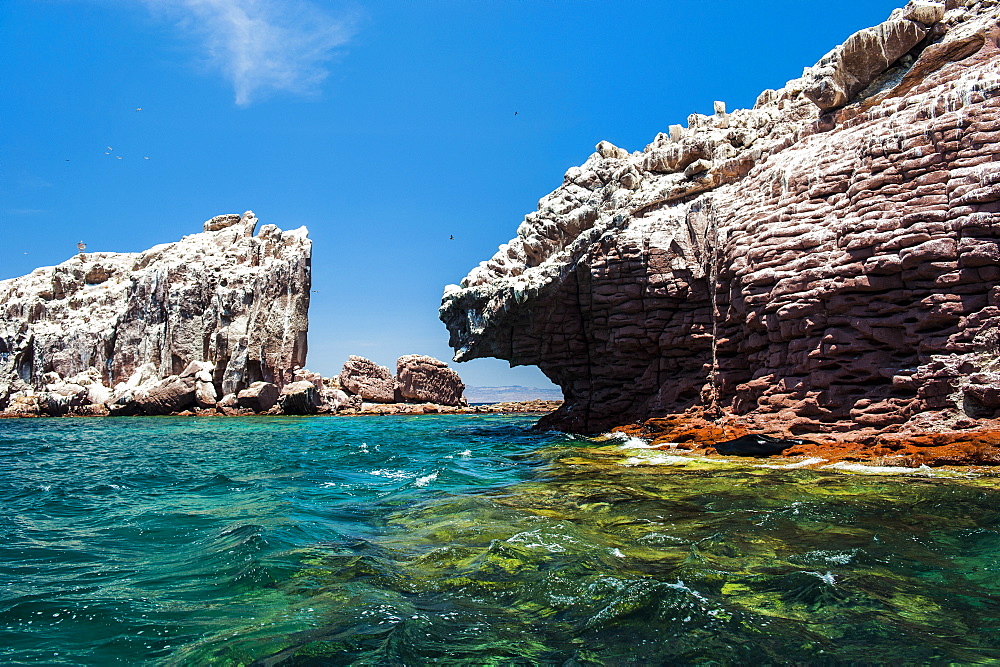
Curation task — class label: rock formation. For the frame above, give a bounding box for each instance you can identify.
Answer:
[441,1,1000,434]
[396,354,466,406]
[337,354,467,407]
[0,211,311,415]
[338,356,397,403]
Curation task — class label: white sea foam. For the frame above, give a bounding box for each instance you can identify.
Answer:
[369,469,412,481]
[757,457,827,469]
[666,579,710,605]
[804,549,856,565]
[807,571,837,586]
[458,449,472,458]
[618,437,659,449]
[621,453,715,466]
[507,529,580,553]
[414,472,438,487]
[822,462,932,475]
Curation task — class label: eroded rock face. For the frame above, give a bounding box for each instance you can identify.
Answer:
[0,211,311,411]
[396,354,466,406]
[338,356,396,403]
[441,1,1000,433]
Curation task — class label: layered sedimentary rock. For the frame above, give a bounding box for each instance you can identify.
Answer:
[0,211,311,413]
[442,1,1000,434]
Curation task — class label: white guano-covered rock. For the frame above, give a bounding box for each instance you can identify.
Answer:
[0,211,311,414]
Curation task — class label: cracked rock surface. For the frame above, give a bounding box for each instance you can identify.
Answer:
[441,1,1000,434]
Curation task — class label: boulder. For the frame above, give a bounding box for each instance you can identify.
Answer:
[195,381,218,409]
[2,392,43,417]
[318,388,357,413]
[203,213,242,232]
[183,360,218,409]
[237,381,279,412]
[278,380,320,415]
[902,1,945,26]
[338,356,396,403]
[395,355,466,406]
[218,393,239,409]
[134,375,197,415]
[293,368,325,391]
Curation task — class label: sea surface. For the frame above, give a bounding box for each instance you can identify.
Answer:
[2,415,1000,665]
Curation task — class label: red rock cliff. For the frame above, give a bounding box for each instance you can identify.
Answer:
[441,0,1000,434]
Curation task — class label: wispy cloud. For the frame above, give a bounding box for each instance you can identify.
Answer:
[147,0,357,106]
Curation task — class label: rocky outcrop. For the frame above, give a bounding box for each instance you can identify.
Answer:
[441,1,1000,434]
[333,354,467,407]
[0,211,310,414]
[338,356,397,403]
[803,5,937,110]
[396,354,466,406]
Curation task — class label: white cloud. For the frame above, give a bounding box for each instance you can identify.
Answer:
[147,0,357,106]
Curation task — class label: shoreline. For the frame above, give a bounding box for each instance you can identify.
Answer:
[8,402,1000,471]
[0,399,563,419]
[612,412,1000,469]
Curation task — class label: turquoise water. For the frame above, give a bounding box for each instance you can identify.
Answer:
[2,416,1000,664]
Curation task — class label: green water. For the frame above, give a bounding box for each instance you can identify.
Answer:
[2,416,999,664]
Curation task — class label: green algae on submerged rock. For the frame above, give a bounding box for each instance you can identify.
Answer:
[236,438,1000,664]
[7,415,1000,664]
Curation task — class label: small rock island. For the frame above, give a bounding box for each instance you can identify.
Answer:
[0,212,514,417]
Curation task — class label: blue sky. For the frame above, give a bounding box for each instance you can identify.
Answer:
[1,0,903,387]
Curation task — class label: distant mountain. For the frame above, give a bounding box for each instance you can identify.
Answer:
[464,385,563,404]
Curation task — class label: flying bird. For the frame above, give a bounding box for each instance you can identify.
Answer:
[143,157,149,160]
[136,107,142,111]
[449,235,454,240]
[107,147,113,150]
[514,111,518,116]
[116,156,122,160]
